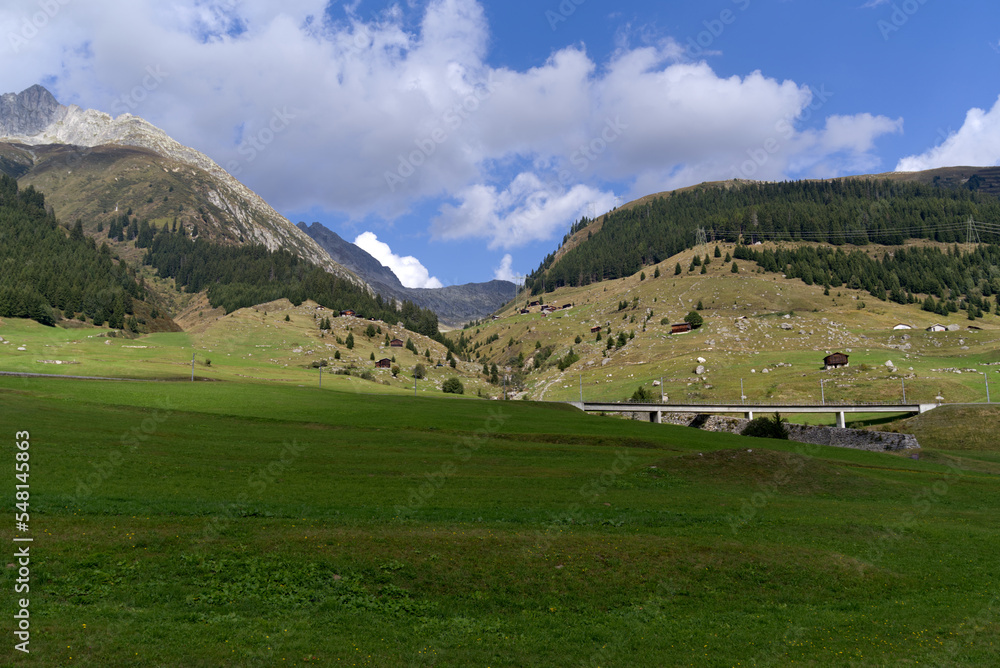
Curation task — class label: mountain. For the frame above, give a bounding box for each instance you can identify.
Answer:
[0,85,358,283]
[299,222,516,327]
[527,174,1000,295]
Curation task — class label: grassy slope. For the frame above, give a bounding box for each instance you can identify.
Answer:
[1,376,999,666]
[468,241,1000,422]
[0,297,491,396]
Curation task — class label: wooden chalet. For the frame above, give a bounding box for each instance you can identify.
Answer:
[390,338,404,347]
[590,325,602,333]
[375,358,392,369]
[671,323,693,334]
[823,353,850,369]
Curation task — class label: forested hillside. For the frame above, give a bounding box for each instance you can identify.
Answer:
[0,174,147,327]
[734,243,1000,319]
[143,230,444,340]
[527,179,1000,293]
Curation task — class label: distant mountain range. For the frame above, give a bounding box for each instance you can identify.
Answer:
[299,222,515,327]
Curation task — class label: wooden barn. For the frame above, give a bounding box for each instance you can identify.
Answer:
[375,358,392,369]
[824,353,850,369]
[390,338,404,347]
[671,323,693,334]
[590,325,602,333]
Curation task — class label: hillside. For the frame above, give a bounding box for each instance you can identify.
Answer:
[452,239,1000,415]
[299,222,515,327]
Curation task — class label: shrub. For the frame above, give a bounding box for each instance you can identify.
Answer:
[442,377,464,394]
[629,386,655,403]
[741,413,789,440]
[413,363,426,379]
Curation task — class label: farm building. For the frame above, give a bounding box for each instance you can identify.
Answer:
[375,358,392,369]
[893,323,913,330]
[340,309,356,317]
[528,301,540,307]
[590,326,602,333]
[520,309,530,314]
[824,353,850,369]
[671,323,693,334]
[390,338,404,347]
[926,324,946,332]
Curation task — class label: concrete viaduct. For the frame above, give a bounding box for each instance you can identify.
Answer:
[568,401,939,428]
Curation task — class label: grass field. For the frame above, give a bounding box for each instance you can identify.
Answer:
[2,374,999,666]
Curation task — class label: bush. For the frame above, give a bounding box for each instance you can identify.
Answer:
[413,363,426,379]
[629,385,655,403]
[442,377,464,394]
[684,311,703,329]
[741,413,789,440]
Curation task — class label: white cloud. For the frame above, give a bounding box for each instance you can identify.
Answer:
[493,254,515,282]
[353,232,443,289]
[896,95,1000,171]
[0,0,903,250]
[432,173,616,249]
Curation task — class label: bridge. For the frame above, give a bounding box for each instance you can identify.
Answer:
[568,401,939,428]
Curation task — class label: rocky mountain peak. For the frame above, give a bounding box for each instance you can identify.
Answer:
[0,84,67,137]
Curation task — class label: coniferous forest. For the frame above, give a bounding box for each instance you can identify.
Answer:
[0,175,145,327]
[527,179,1000,293]
[143,230,443,339]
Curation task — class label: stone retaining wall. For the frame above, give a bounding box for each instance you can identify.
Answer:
[655,412,919,452]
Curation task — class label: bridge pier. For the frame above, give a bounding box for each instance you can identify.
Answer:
[649,411,661,424]
[745,410,754,420]
[836,412,846,429]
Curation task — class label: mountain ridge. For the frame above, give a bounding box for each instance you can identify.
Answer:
[299,222,515,327]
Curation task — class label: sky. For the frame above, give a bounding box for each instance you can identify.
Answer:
[2,0,1000,288]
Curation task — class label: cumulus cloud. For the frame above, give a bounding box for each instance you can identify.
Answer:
[0,0,903,250]
[433,173,616,249]
[353,232,444,289]
[493,254,515,282]
[896,95,1000,171]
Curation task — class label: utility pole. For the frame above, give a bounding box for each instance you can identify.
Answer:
[901,378,906,403]
[660,376,664,403]
[740,378,745,404]
[985,372,991,403]
[579,374,583,403]
[191,353,195,382]
[820,379,825,405]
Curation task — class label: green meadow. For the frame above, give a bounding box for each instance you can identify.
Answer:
[2,373,999,666]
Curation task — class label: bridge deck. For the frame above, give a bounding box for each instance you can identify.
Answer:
[570,401,938,427]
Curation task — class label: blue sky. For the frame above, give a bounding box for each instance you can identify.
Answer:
[2,0,1000,287]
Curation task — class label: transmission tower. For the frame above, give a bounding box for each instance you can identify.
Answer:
[695,227,708,247]
[967,216,981,245]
